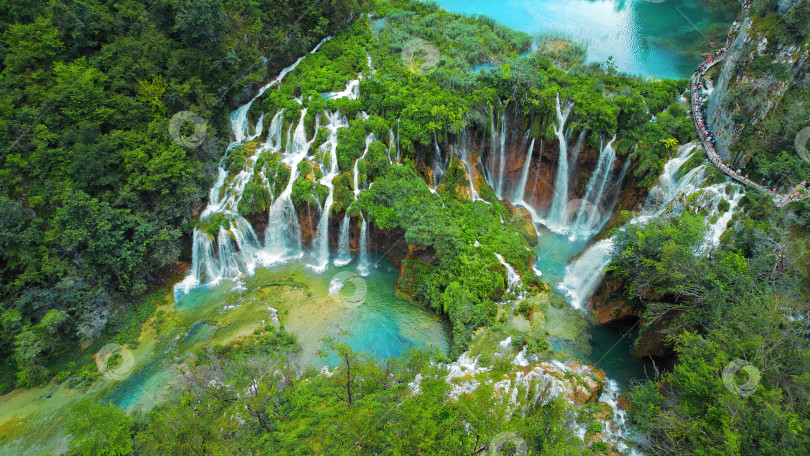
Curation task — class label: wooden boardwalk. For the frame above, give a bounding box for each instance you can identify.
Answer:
[688,1,806,208]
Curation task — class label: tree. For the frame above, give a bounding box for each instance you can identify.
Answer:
[174,0,228,52]
[65,400,134,456]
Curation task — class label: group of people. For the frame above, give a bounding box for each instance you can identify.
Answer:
[684,0,809,202]
[687,0,775,193]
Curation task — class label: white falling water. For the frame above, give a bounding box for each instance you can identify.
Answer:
[696,184,744,252]
[488,105,498,191]
[494,253,522,296]
[261,109,313,264]
[452,129,485,203]
[432,132,447,190]
[570,136,617,239]
[395,118,401,163]
[175,39,334,298]
[387,128,396,164]
[496,112,507,199]
[545,94,575,232]
[229,37,331,145]
[597,379,630,453]
[513,137,536,203]
[334,215,352,266]
[323,79,360,100]
[358,216,370,276]
[558,143,741,311]
[309,111,349,272]
[353,134,376,197]
[558,239,615,310]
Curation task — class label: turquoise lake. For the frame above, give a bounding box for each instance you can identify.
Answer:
[431,0,735,79]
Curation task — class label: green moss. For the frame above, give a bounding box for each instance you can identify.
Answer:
[256,151,291,196]
[198,213,232,237]
[291,177,328,207]
[238,181,272,217]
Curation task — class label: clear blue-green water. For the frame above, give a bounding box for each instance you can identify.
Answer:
[532,229,646,389]
[431,0,735,79]
[102,257,450,411]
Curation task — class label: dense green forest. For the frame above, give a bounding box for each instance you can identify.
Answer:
[0,0,364,390]
[0,0,808,455]
[64,330,605,455]
[606,191,810,454]
[0,0,697,391]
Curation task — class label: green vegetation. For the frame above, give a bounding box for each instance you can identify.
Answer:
[606,192,810,455]
[0,0,365,390]
[63,328,605,455]
[0,0,702,390]
[356,164,541,350]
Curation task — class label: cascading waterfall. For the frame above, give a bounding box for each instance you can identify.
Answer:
[387,128,396,164]
[452,129,485,203]
[229,37,330,145]
[353,134,376,197]
[513,137,536,203]
[432,132,447,190]
[558,143,740,310]
[496,112,507,199]
[558,239,615,310]
[358,216,370,276]
[488,105,498,191]
[494,253,522,297]
[697,184,744,252]
[545,94,575,232]
[175,39,332,297]
[309,111,348,272]
[395,118,401,162]
[262,109,313,263]
[570,136,617,239]
[334,215,352,266]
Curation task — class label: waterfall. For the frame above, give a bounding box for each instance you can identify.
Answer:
[334,215,352,266]
[323,79,360,100]
[432,132,447,190]
[353,134,375,197]
[388,128,396,164]
[496,112,507,199]
[558,239,615,310]
[697,184,744,252]
[494,253,522,296]
[358,216,370,276]
[452,129,485,203]
[545,94,574,232]
[513,137,535,203]
[641,144,708,218]
[597,379,631,453]
[309,111,348,273]
[395,118,401,163]
[174,230,219,295]
[229,37,331,145]
[262,109,313,263]
[558,143,729,311]
[571,136,617,239]
[174,39,334,298]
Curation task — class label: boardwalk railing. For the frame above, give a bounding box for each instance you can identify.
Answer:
[688,0,806,207]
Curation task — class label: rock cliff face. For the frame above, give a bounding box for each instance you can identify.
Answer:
[706,9,809,167]
[281,108,649,269]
